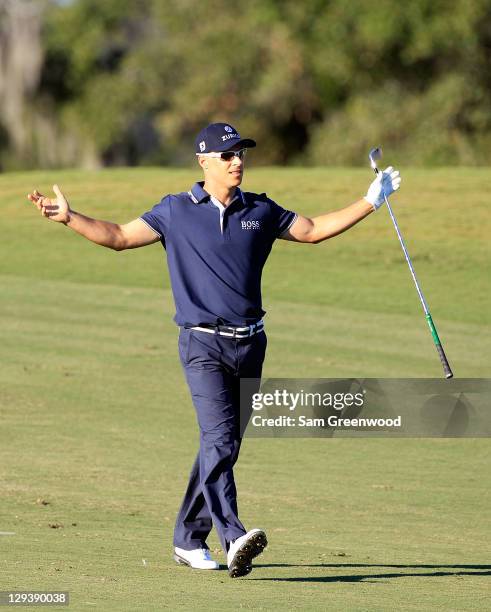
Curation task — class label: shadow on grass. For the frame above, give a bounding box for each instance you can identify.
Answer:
[248,563,491,583]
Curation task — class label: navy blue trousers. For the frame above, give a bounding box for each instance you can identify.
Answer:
[173,328,266,552]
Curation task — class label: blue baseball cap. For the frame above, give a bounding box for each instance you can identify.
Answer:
[195,123,256,154]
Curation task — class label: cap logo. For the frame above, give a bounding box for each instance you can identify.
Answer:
[224,126,233,132]
[199,141,206,152]
[221,132,239,141]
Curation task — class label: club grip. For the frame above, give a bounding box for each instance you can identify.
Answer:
[436,342,453,379]
[426,313,453,379]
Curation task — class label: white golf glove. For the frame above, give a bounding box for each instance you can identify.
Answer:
[365,166,401,210]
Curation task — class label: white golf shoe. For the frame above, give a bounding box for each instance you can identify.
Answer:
[227,529,268,578]
[174,547,219,570]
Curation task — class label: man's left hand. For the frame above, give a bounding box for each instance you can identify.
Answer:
[365,166,401,210]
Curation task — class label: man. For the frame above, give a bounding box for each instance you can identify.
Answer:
[27,122,401,578]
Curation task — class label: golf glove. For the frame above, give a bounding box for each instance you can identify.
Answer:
[365,166,401,210]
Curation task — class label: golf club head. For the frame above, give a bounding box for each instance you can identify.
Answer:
[369,147,383,173]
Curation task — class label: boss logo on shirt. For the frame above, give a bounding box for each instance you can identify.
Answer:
[241,220,261,230]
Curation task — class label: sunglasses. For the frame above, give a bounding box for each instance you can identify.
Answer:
[197,149,247,161]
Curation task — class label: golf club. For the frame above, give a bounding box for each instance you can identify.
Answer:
[368,147,453,379]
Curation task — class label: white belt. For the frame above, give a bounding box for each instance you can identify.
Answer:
[190,319,264,338]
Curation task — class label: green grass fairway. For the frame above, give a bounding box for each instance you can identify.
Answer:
[1,168,490,610]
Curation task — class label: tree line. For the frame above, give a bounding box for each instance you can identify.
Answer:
[1,0,490,169]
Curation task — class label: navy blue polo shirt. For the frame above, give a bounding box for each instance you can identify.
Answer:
[140,181,297,326]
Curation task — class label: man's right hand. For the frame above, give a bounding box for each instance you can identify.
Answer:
[26,185,160,250]
[27,185,71,224]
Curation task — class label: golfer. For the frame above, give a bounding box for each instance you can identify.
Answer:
[27,123,401,578]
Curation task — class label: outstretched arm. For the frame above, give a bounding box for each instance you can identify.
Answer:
[283,198,374,244]
[27,185,160,251]
[282,166,401,244]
